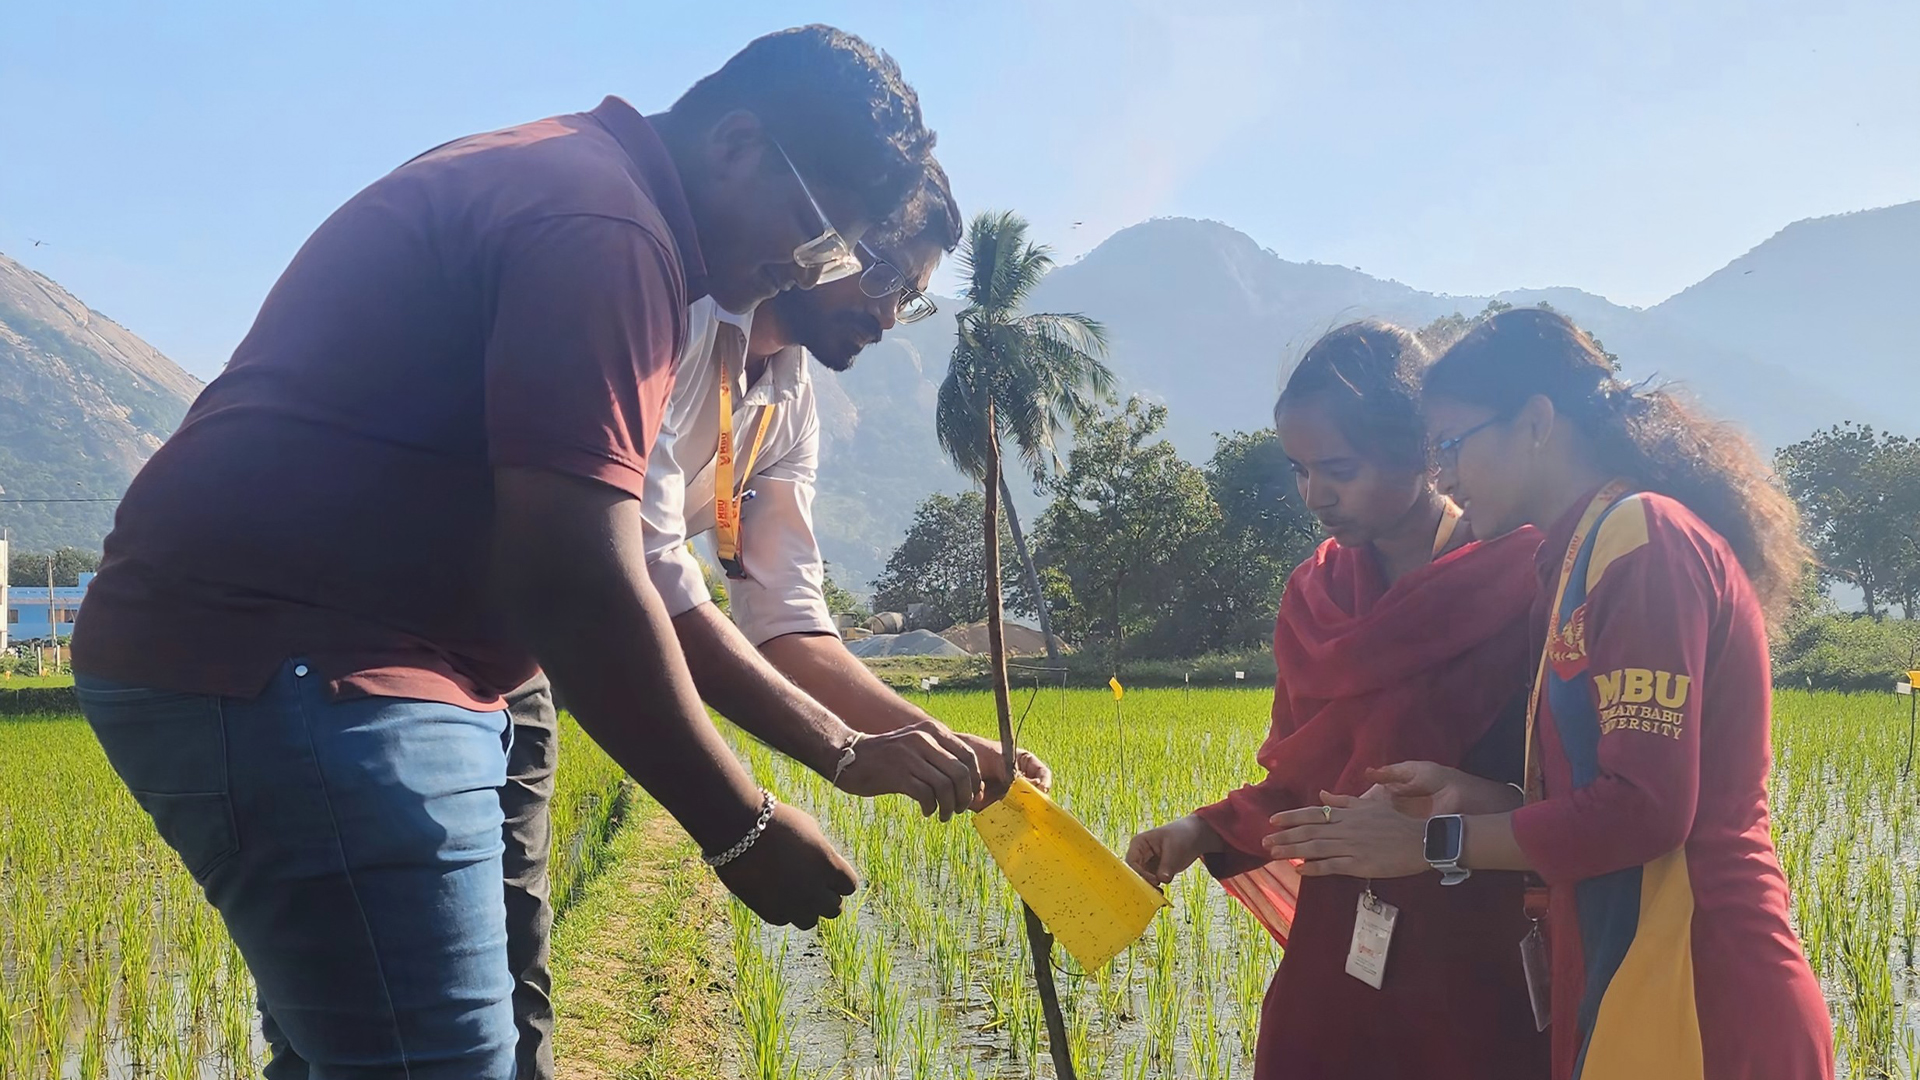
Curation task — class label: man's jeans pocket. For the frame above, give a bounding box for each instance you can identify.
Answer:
[77,677,240,882]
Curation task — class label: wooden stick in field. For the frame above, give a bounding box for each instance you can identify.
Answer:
[981,397,1077,1080]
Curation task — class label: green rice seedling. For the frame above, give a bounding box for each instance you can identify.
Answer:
[907,1003,943,1080]
[31,955,71,1077]
[1229,925,1273,1059]
[868,944,906,1074]
[0,966,22,1080]
[1192,984,1227,1080]
[1066,997,1096,1075]
[817,900,865,1017]
[220,938,256,1077]
[730,903,799,1080]
[77,932,113,1080]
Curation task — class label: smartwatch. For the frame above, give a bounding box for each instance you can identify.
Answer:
[1424,814,1471,886]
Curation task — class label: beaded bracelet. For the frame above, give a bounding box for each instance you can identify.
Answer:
[704,789,776,868]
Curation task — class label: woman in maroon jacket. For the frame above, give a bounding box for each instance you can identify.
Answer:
[1126,320,1548,1079]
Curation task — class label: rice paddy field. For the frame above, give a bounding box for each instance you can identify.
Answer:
[0,709,629,1078]
[3,686,1917,1078]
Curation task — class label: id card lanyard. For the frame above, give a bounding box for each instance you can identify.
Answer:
[713,363,776,580]
[1516,478,1633,1030]
[1345,500,1464,991]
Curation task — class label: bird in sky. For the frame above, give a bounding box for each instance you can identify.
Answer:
[29,238,49,247]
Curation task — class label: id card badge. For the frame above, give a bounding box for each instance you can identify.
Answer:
[1345,887,1397,989]
[1519,920,1551,1031]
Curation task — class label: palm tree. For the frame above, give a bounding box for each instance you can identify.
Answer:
[937,210,1113,668]
[935,210,1110,1080]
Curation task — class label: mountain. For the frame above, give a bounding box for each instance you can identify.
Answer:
[812,207,1918,591]
[0,253,202,550]
[1653,201,1920,396]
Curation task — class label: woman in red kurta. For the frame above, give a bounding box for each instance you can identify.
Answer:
[1125,321,1549,1079]
[1269,309,1832,1080]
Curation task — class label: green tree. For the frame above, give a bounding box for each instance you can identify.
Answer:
[1416,300,1618,368]
[1778,423,1920,618]
[935,211,1112,665]
[820,568,869,623]
[1038,399,1218,666]
[1415,300,1513,353]
[870,491,1026,628]
[7,546,100,589]
[1143,430,1319,656]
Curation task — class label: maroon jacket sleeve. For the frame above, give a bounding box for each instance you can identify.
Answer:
[1197,682,1307,876]
[484,214,685,499]
[1511,500,1709,885]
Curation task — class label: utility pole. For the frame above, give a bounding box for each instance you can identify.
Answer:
[43,554,54,676]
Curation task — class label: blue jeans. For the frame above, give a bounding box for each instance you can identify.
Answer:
[78,661,519,1079]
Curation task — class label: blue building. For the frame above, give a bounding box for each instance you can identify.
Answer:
[4,571,91,644]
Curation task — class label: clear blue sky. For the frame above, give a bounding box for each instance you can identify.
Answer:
[4,0,1915,381]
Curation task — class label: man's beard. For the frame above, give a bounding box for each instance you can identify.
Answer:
[768,291,876,373]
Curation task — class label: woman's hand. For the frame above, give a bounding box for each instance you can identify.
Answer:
[1363,761,1524,817]
[1264,790,1429,879]
[1126,815,1225,887]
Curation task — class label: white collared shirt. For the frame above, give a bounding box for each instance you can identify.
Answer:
[641,297,834,645]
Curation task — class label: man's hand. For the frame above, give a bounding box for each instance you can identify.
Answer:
[1363,761,1524,817]
[1264,790,1429,879]
[714,803,858,929]
[834,719,982,821]
[1126,814,1225,887]
[960,732,1052,809]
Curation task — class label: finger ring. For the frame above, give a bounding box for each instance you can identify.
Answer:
[1320,805,1334,823]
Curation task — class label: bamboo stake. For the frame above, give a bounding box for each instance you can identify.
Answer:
[982,397,1077,1080]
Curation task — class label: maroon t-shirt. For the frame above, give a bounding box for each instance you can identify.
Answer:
[73,97,705,710]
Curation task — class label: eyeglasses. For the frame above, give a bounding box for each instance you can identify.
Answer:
[1431,416,1502,470]
[770,139,861,286]
[856,242,938,324]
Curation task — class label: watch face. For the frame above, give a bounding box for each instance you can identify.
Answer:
[1424,815,1465,863]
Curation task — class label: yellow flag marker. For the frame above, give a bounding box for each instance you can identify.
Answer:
[973,776,1169,970]
[1109,676,1124,701]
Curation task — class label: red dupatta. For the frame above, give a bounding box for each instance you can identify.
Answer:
[1196,522,1541,943]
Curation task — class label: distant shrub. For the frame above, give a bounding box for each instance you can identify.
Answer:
[0,685,80,716]
[1772,613,1920,693]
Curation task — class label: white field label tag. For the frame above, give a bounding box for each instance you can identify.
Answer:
[1346,889,1397,989]
[1898,681,1913,696]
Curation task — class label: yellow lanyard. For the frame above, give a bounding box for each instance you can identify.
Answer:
[714,361,776,579]
[1523,479,1634,801]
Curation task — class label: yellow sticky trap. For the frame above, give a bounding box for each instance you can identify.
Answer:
[973,776,1169,970]
[1109,677,1125,701]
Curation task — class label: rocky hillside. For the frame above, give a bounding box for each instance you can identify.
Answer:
[0,252,201,549]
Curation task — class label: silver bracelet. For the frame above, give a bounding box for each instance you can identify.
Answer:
[830,732,866,786]
[704,789,776,868]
